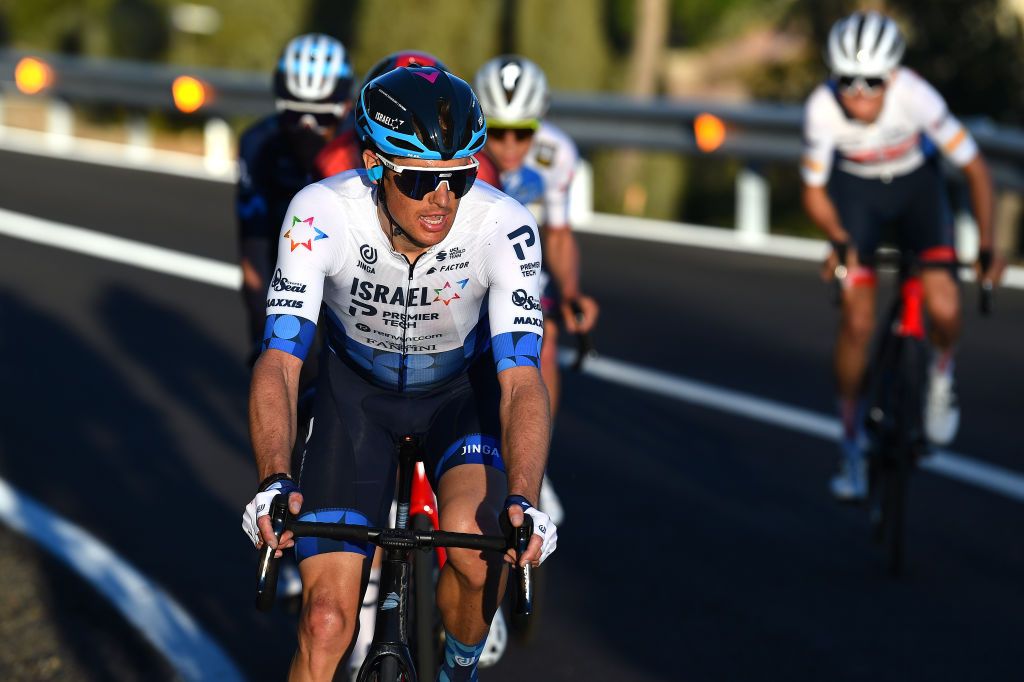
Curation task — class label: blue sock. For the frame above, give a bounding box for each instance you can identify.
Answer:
[437,629,485,682]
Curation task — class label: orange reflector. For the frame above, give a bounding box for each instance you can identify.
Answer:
[172,75,208,113]
[694,113,726,153]
[14,57,53,95]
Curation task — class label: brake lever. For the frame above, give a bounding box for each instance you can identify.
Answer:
[568,300,596,371]
[255,494,290,612]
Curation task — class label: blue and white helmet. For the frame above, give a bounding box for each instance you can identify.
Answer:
[356,66,486,160]
[274,33,354,114]
[826,12,905,78]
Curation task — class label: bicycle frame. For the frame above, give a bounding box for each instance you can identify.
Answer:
[255,434,532,681]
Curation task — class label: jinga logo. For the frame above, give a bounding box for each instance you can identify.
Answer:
[360,244,378,264]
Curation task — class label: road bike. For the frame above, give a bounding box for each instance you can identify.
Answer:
[834,246,991,576]
[255,434,532,681]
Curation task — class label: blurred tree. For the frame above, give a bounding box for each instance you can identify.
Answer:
[517,0,610,91]
[351,0,502,82]
[889,0,1024,123]
[304,0,361,54]
[108,0,168,61]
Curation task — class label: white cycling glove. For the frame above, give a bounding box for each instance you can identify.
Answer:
[505,495,558,565]
[242,477,298,547]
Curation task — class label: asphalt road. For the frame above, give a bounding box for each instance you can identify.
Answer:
[0,149,1022,681]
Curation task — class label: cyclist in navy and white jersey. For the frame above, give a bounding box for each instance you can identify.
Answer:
[237,34,356,356]
[474,55,599,524]
[802,12,1004,500]
[241,66,557,682]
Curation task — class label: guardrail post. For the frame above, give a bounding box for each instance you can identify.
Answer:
[736,164,769,242]
[955,210,979,262]
[569,159,594,225]
[203,117,232,176]
[125,112,152,161]
[47,98,74,152]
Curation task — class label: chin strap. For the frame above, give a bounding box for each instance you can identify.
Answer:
[375,181,405,251]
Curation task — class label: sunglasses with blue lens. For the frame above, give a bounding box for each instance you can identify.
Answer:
[375,155,479,200]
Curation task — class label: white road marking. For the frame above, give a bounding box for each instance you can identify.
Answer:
[0,478,245,682]
[0,207,242,290]
[560,349,1024,504]
[1,204,1021,503]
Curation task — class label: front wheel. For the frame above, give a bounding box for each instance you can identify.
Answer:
[412,514,440,677]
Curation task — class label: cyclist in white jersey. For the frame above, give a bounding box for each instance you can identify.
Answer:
[474,55,599,523]
[241,66,557,682]
[802,12,1004,499]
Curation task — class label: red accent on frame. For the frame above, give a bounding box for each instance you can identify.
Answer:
[897,277,926,339]
[410,461,446,567]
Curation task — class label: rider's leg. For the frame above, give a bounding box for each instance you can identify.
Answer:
[540,319,561,420]
[921,266,962,443]
[831,273,876,499]
[291,552,368,682]
[835,275,877,432]
[435,465,508,680]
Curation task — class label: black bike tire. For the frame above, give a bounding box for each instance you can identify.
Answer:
[412,514,439,678]
[884,452,907,577]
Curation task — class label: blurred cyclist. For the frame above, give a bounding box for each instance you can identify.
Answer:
[316,51,448,179]
[801,12,1004,500]
[237,33,355,358]
[474,55,599,521]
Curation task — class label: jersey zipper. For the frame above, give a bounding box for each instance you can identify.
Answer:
[398,252,425,390]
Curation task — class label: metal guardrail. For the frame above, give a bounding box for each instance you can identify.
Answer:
[1,47,1022,249]
[3,48,1023,172]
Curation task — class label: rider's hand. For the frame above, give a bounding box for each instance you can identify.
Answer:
[504,495,557,567]
[821,242,859,283]
[561,295,599,334]
[242,477,303,558]
[976,247,1006,286]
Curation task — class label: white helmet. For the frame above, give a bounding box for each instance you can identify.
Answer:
[274,33,354,112]
[474,55,549,126]
[826,12,905,77]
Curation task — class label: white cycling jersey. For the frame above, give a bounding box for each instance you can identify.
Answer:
[802,67,978,187]
[500,121,577,228]
[262,171,544,392]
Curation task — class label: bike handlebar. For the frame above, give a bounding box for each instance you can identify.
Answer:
[255,495,534,614]
[829,246,993,316]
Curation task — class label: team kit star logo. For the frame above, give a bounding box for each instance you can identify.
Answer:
[433,279,469,305]
[283,216,328,252]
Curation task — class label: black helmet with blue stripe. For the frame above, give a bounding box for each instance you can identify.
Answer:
[356,66,486,160]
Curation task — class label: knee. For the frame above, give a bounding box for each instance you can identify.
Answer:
[841,308,875,347]
[299,592,353,652]
[927,292,960,330]
[441,518,494,593]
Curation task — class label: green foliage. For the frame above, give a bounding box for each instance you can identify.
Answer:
[351,0,502,84]
[888,0,1024,123]
[517,0,610,91]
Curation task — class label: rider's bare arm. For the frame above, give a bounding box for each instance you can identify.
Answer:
[543,226,580,300]
[497,365,550,505]
[961,155,994,248]
[249,349,302,482]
